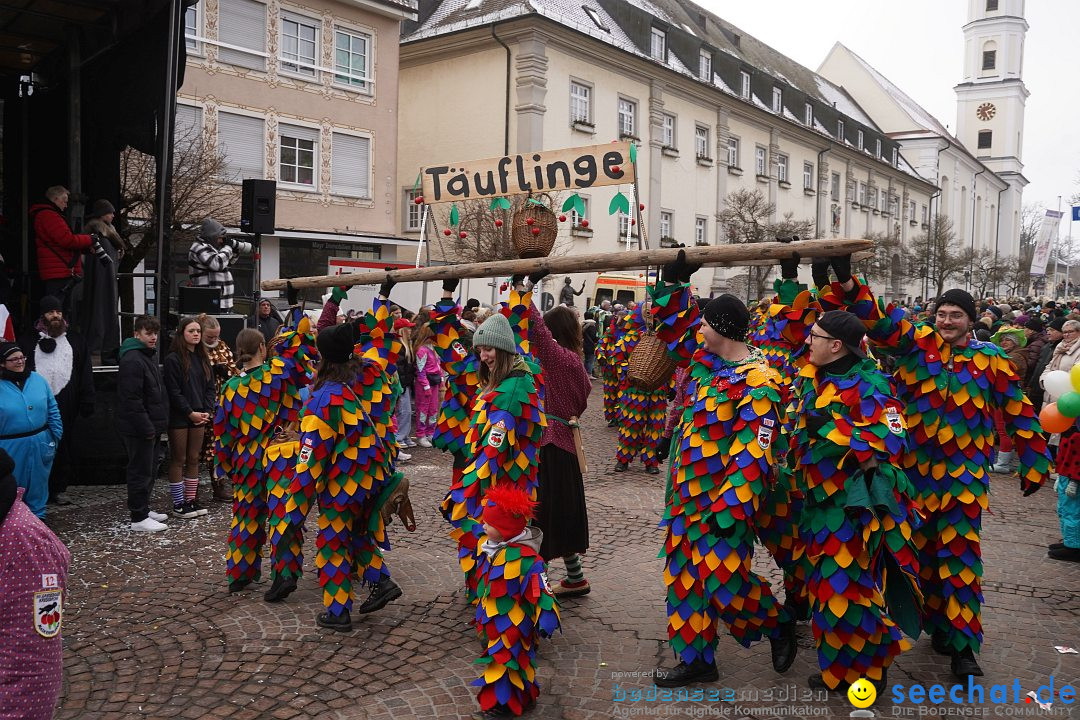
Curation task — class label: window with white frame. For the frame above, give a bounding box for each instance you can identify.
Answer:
[837,119,845,141]
[219,0,267,71]
[334,28,370,90]
[777,154,788,183]
[185,4,200,52]
[831,172,840,199]
[405,189,423,231]
[858,182,867,205]
[661,113,676,149]
[892,147,899,166]
[281,11,318,77]
[921,204,928,223]
[875,138,882,158]
[755,146,767,176]
[570,81,591,124]
[617,210,635,236]
[571,196,590,228]
[740,71,751,99]
[650,28,666,62]
[660,211,672,238]
[217,111,264,181]
[695,125,709,159]
[803,162,814,190]
[727,137,740,168]
[331,132,371,198]
[868,186,877,208]
[804,103,813,126]
[618,98,636,138]
[694,216,707,245]
[772,87,783,113]
[175,104,202,143]
[279,124,319,188]
[908,200,916,220]
[857,129,864,150]
[889,196,898,216]
[699,50,711,81]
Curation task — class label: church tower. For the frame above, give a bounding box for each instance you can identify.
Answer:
[955,0,1028,256]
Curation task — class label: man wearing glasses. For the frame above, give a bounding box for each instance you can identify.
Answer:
[0,343,63,519]
[817,256,1052,679]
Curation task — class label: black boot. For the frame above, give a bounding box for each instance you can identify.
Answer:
[1048,546,1080,562]
[770,620,797,673]
[807,673,847,692]
[228,578,252,594]
[784,595,810,623]
[654,658,719,688]
[951,647,984,678]
[931,629,951,656]
[614,462,628,473]
[357,577,402,614]
[263,575,297,603]
[316,610,352,632]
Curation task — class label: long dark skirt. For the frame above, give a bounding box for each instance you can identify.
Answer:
[534,443,589,562]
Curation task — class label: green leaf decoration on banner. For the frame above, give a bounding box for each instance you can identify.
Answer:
[526,198,545,207]
[608,191,630,216]
[413,173,422,191]
[489,197,511,211]
[562,193,586,217]
[449,204,460,226]
[629,143,637,164]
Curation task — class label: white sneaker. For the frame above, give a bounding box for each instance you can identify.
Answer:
[397,451,412,461]
[131,517,168,532]
[418,437,433,448]
[148,511,169,522]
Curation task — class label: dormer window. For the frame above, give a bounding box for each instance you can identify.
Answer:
[582,6,609,32]
[857,129,864,151]
[772,87,782,114]
[875,138,882,158]
[650,27,667,62]
[699,49,712,81]
[837,119,845,141]
[804,103,813,126]
[740,71,751,99]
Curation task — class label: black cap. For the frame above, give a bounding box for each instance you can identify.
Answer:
[1025,317,1044,333]
[40,295,62,316]
[1050,317,1068,332]
[701,294,750,340]
[814,310,867,359]
[315,323,355,364]
[935,289,977,323]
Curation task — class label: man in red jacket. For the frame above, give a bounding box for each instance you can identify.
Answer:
[29,186,93,314]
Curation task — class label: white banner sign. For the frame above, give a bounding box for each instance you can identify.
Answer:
[1029,210,1063,276]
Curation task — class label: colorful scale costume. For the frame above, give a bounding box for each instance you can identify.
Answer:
[473,527,560,716]
[596,314,621,424]
[650,281,791,664]
[431,290,546,601]
[823,277,1052,654]
[284,298,402,619]
[747,278,818,611]
[613,304,670,470]
[789,356,923,688]
[214,310,317,588]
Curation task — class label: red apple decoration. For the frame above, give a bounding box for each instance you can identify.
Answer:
[581,219,589,228]
[443,229,452,236]
[526,217,535,226]
[459,231,468,238]
[630,219,636,226]
[495,219,503,227]
[639,203,645,211]
[414,196,424,205]
[559,214,567,222]
[611,165,620,173]
[531,227,541,236]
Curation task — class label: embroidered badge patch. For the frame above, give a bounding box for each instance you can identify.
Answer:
[298,437,314,465]
[885,407,904,435]
[757,425,773,450]
[488,420,508,449]
[34,590,62,638]
[539,571,552,594]
[452,341,467,358]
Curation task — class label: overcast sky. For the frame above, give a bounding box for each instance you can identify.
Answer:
[700,0,1079,231]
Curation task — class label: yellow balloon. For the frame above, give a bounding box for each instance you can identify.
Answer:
[1070,364,1080,393]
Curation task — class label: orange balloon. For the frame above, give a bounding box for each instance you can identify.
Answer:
[1040,403,1075,434]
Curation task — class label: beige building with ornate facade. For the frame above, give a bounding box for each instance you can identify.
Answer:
[398,0,937,303]
[179,0,417,305]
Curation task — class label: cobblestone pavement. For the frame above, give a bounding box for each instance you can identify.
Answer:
[47,384,1079,720]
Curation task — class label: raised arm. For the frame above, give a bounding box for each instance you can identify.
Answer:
[649,249,703,367]
[317,285,350,332]
[815,257,919,354]
[989,349,1053,493]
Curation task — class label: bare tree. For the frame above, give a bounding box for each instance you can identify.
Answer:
[118,124,241,322]
[853,231,902,289]
[903,214,971,298]
[969,249,1008,299]
[717,189,813,300]
[428,192,569,264]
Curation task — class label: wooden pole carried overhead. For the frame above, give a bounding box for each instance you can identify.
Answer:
[261,237,873,292]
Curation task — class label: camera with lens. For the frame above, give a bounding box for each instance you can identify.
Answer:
[89,232,113,266]
[225,236,253,255]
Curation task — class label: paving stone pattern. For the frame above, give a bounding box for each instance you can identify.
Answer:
[48,385,1079,719]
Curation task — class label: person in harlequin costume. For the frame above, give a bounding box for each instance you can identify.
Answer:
[429,278,545,603]
[285,276,405,631]
[649,251,797,687]
[791,308,924,693]
[818,254,1052,678]
[471,484,560,719]
[612,301,671,475]
[595,308,622,426]
[215,286,317,594]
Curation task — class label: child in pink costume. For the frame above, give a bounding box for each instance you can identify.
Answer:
[413,326,443,443]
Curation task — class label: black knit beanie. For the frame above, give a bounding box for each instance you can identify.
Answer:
[935,289,976,322]
[702,294,750,340]
[315,323,355,364]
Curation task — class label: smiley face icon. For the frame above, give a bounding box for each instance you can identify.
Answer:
[847,678,877,708]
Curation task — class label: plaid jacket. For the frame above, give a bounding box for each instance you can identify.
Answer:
[187,239,236,310]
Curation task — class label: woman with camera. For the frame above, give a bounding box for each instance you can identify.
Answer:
[187,218,250,312]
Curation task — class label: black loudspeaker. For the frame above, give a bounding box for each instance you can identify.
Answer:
[212,314,247,351]
[241,179,276,234]
[179,285,221,314]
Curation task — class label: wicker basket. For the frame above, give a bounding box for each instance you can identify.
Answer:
[511,203,558,258]
[627,331,678,391]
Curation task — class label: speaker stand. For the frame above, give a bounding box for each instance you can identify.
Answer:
[249,232,261,328]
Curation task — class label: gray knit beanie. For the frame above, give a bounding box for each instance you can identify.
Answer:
[200,218,226,240]
[472,313,518,355]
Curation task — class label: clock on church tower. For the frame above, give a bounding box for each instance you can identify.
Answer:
[976,103,996,121]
